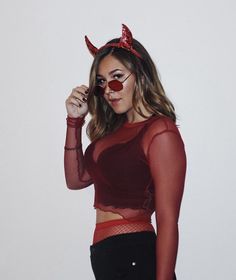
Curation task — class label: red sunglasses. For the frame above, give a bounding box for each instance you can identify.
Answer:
[94,73,133,96]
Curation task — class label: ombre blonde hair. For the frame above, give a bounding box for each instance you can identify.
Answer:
[86,38,176,142]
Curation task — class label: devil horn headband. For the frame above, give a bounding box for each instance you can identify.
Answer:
[85,24,142,59]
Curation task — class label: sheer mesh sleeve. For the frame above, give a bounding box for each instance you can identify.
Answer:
[144,117,187,279]
[64,116,93,190]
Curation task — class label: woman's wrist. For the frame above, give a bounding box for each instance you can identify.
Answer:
[66,115,85,128]
[64,144,82,151]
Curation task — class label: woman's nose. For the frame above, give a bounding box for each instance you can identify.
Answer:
[104,82,114,95]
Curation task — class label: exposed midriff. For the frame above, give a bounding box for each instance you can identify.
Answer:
[96,208,125,223]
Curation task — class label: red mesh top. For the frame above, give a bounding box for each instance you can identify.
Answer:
[64,114,186,222]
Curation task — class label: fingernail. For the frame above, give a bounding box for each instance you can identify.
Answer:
[82,97,87,101]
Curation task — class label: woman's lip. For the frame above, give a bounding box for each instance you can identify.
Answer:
[110,98,122,105]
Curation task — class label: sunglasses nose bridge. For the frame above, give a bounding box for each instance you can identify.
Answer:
[103,80,119,94]
[106,80,113,92]
[102,81,111,95]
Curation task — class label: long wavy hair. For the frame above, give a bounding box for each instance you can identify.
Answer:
[86,38,177,142]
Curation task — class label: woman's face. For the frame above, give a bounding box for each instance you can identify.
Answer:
[96,54,136,115]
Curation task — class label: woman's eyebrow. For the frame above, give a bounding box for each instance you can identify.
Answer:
[97,68,124,77]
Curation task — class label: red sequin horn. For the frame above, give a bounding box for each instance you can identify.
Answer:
[85,24,142,59]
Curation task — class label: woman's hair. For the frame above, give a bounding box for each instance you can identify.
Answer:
[86,38,177,142]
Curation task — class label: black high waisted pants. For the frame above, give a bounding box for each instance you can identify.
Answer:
[89,231,177,280]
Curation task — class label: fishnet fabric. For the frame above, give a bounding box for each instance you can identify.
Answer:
[92,220,155,244]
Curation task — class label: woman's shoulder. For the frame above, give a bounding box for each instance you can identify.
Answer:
[147,114,178,131]
[143,114,181,141]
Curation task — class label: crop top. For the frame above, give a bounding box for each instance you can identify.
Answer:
[64,114,187,223]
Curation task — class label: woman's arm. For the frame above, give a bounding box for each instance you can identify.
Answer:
[64,116,93,190]
[147,129,187,280]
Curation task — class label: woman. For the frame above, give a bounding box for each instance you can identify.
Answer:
[64,24,187,280]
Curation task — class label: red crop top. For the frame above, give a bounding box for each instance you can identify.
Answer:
[64,114,187,222]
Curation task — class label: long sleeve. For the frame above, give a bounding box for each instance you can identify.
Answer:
[64,116,93,190]
[147,123,187,279]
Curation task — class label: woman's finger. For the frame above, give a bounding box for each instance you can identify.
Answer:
[72,89,87,99]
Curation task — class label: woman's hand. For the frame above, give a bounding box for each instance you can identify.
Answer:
[65,85,89,118]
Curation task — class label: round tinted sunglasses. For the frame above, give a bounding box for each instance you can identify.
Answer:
[94,72,133,96]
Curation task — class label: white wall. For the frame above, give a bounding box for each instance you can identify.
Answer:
[0,0,235,279]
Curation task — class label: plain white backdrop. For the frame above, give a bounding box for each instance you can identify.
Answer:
[0,0,235,279]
